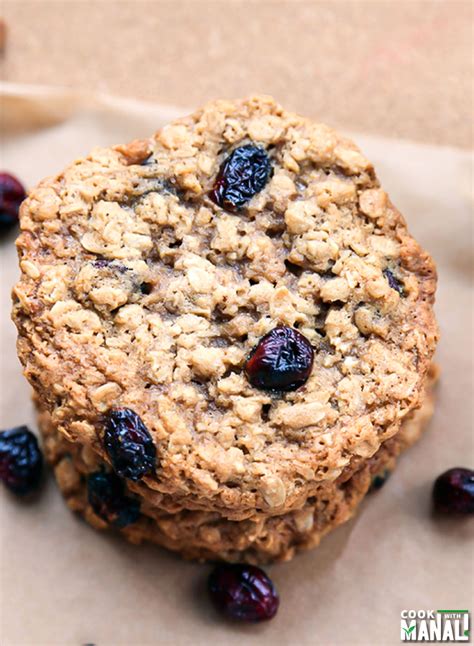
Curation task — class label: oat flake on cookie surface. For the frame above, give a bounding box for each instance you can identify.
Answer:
[13,96,438,521]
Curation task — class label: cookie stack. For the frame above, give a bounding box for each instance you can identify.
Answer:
[13,97,438,563]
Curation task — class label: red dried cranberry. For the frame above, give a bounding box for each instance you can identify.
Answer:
[0,172,26,231]
[104,408,156,481]
[210,145,272,211]
[245,326,314,391]
[0,426,43,495]
[433,467,474,514]
[87,471,140,528]
[208,564,279,622]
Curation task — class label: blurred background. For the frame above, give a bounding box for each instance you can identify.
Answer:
[1,0,472,148]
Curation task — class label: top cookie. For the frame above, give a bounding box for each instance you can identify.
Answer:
[13,96,438,518]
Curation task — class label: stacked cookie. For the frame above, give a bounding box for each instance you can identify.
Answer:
[13,97,438,563]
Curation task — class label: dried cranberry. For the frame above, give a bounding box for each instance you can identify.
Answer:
[93,259,129,273]
[210,145,272,210]
[369,469,391,492]
[0,426,43,495]
[87,471,140,528]
[433,467,474,514]
[245,326,314,391]
[208,564,279,622]
[383,269,404,295]
[0,172,26,231]
[104,408,156,481]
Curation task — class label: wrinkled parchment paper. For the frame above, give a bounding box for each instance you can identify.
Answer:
[1,83,473,646]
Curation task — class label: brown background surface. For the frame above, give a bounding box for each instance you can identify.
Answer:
[1,0,473,148]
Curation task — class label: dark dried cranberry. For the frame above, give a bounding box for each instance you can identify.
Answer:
[208,564,279,622]
[87,471,140,528]
[0,426,43,495]
[93,259,109,269]
[384,269,404,295]
[245,326,314,391]
[104,408,156,481]
[433,467,474,514]
[93,259,129,273]
[210,145,272,210]
[0,172,26,231]
[369,469,391,492]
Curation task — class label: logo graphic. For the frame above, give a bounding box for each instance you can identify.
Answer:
[401,610,470,642]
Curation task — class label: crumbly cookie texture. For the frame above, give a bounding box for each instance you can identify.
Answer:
[13,96,438,518]
[40,375,435,564]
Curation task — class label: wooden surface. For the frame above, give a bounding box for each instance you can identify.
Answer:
[1,0,472,148]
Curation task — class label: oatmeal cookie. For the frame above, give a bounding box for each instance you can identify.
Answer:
[13,96,438,520]
[39,374,435,563]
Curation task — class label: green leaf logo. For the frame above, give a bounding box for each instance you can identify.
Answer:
[403,625,416,636]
